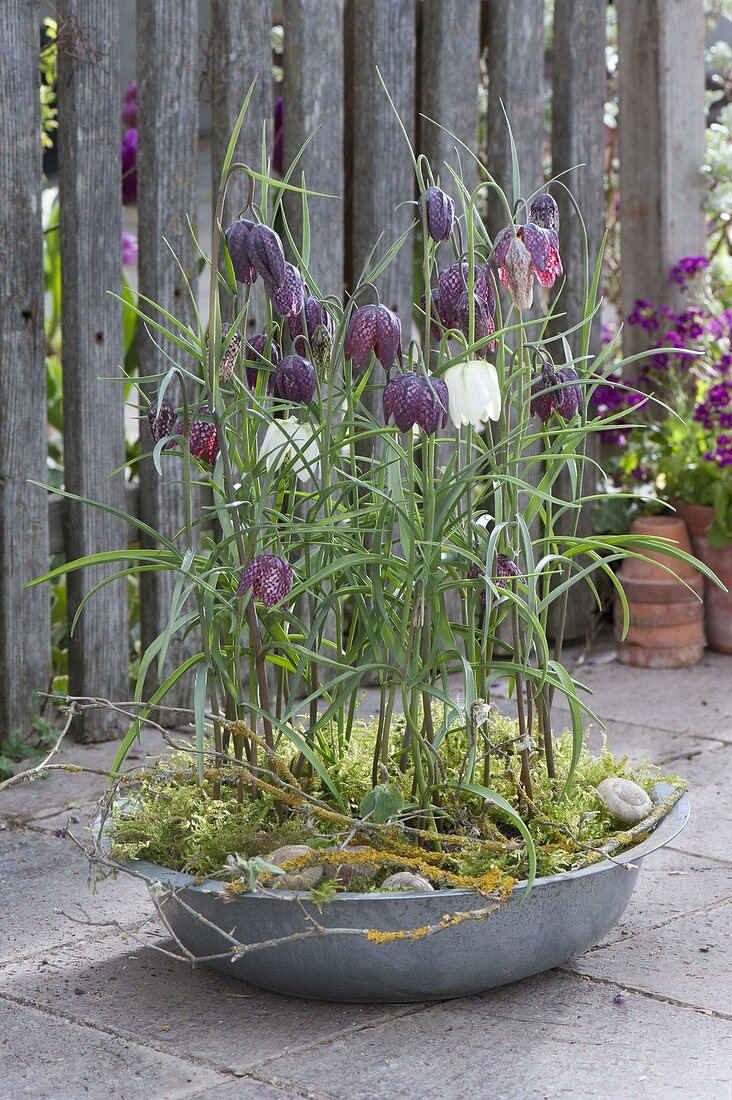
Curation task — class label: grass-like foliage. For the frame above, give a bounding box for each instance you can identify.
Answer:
[34,91,708,893]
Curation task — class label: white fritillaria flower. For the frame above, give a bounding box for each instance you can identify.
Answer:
[443,360,501,430]
[260,416,319,482]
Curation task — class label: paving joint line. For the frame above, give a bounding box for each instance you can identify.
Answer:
[562,967,732,1021]
[668,845,732,867]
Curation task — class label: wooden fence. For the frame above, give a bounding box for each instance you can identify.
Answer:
[1,0,705,741]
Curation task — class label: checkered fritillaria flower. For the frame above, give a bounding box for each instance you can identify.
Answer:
[237,553,293,608]
[442,360,501,430]
[170,407,220,465]
[245,334,281,390]
[147,396,177,446]
[245,224,286,291]
[267,262,306,318]
[494,194,563,310]
[456,291,496,357]
[224,220,257,284]
[434,262,495,332]
[468,554,521,603]
[383,372,449,435]
[288,293,334,345]
[345,304,402,372]
[530,363,583,422]
[272,354,317,405]
[419,185,454,243]
[219,322,242,383]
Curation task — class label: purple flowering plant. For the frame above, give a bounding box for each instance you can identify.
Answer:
[597,257,732,545]
[37,93,711,897]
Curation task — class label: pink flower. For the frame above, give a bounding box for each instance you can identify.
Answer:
[121,232,138,266]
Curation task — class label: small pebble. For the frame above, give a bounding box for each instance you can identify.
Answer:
[613,993,626,1006]
[265,845,323,890]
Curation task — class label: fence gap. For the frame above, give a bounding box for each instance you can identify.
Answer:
[0,1,52,740]
[136,0,200,713]
[56,0,129,741]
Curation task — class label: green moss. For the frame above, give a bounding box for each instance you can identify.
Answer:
[108,719,683,887]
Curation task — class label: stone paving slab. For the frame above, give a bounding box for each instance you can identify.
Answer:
[0,998,224,1100]
[0,931,420,1077]
[570,897,732,1017]
[0,827,150,964]
[184,1081,298,1099]
[253,970,732,1100]
[662,742,732,863]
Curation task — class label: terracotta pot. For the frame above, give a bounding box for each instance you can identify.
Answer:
[673,501,732,654]
[617,515,705,668]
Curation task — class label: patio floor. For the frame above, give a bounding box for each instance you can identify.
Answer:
[1,642,731,1099]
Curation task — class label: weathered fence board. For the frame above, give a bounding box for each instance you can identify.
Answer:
[347,0,416,352]
[210,0,272,336]
[283,0,345,297]
[0,0,51,739]
[484,0,545,236]
[57,0,129,740]
[550,0,607,641]
[136,0,199,710]
[618,0,706,362]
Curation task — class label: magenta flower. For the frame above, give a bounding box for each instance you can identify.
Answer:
[224,220,257,284]
[530,364,583,422]
[121,232,138,266]
[469,554,521,603]
[237,553,293,607]
[272,354,317,404]
[419,186,454,242]
[383,372,449,434]
[245,334,281,390]
[171,407,220,465]
[345,304,402,372]
[121,129,137,205]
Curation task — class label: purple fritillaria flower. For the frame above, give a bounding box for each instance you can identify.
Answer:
[288,294,334,344]
[468,554,521,603]
[419,185,454,242]
[267,262,305,318]
[121,129,137,205]
[147,396,177,446]
[494,194,562,305]
[246,224,286,291]
[237,553,293,607]
[245,334,281,390]
[530,363,584,422]
[456,291,496,357]
[383,371,449,434]
[272,354,317,404]
[345,304,403,372]
[224,220,257,284]
[171,407,220,465]
[219,322,242,383]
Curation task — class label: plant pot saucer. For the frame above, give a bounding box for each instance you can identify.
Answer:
[112,782,689,1003]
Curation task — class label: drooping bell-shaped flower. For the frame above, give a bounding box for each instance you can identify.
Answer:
[469,554,521,603]
[245,334,281,390]
[267,262,306,318]
[147,396,176,446]
[345,304,402,372]
[237,553,293,608]
[443,360,501,430]
[260,416,320,483]
[434,262,495,332]
[419,185,454,243]
[456,291,496,357]
[272,354,317,404]
[245,224,286,291]
[494,232,535,311]
[224,220,257,284]
[530,363,583,422]
[171,406,220,465]
[494,194,562,307]
[383,371,449,435]
[288,293,334,344]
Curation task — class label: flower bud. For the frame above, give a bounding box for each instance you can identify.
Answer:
[245,224,286,290]
[529,193,559,232]
[219,322,242,383]
[419,185,454,242]
[224,220,257,284]
[273,354,317,404]
[267,262,305,318]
